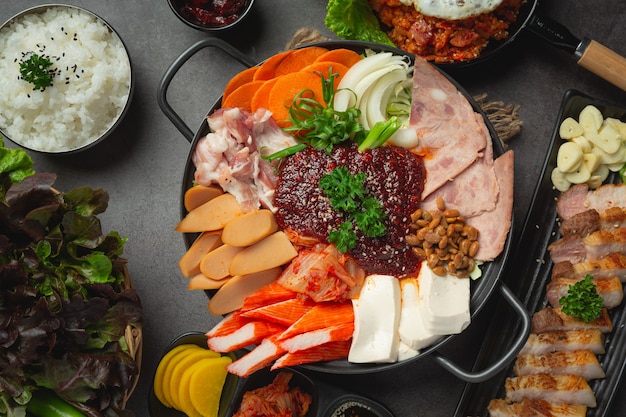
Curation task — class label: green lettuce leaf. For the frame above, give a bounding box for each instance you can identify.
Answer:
[325,0,395,46]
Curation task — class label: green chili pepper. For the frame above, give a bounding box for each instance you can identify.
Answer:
[27,389,86,417]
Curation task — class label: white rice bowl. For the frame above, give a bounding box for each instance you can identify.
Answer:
[0,5,132,153]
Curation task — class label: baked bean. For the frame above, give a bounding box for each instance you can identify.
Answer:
[406,198,479,277]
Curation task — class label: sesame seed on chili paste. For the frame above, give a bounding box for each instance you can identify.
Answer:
[274,143,426,277]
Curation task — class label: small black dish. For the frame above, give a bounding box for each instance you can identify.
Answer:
[148,332,240,417]
[227,367,319,417]
[167,0,255,32]
[323,394,395,417]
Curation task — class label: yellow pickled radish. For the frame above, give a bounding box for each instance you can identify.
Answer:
[189,356,233,417]
[154,344,201,408]
[168,348,221,411]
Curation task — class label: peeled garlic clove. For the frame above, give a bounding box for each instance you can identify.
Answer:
[557,141,583,173]
[560,117,584,139]
[551,167,571,192]
[571,135,593,153]
[564,161,591,184]
[579,105,604,136]
[582,152,601,173]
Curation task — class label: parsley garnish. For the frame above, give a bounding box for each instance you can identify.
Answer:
[559,275,603,322]
[19,53,56,91]
[320,166,386,252]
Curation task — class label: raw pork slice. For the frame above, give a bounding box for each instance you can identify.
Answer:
[408,56,490,198]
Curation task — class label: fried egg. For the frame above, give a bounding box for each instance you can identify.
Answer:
[399,0,505,20]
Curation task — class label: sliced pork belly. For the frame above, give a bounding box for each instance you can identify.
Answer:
[572,252,626,281]
[408,56,490,199]
[532,307,612,334]
[546,276,624,309]
[465,150,515,262]
[488,398,587,417]
[549,228,626,264]
[557,183,626,221]
[513,349,605,380]
[504,374,596,407]
[519,329,605,356]
[558,207,626,238]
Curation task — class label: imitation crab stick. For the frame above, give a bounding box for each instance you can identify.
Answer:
[241,297,315,327]
[207,320,286,352]
[270,340,352,370]
[240,281,297,311]
[207,312,249,338]
[279,322,354,353]
[226,336,286,377]
[278,302,354,340]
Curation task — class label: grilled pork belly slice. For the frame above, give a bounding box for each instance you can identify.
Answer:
[546,276,624,309]
[532,307,612,334]
[572,252,626,281]
[488,398,587,417]
[548,228,626,264]
[513,349,605,380]
[559,207,626,238]
[557,183,626,221]
[505,373,597,407]
[519,329,605,356]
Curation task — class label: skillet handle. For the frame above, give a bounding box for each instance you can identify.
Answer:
[576,38,626,93]
[430,282,531,383]
[157,37,257,143]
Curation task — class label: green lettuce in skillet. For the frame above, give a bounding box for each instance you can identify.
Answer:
[0,139,142,417]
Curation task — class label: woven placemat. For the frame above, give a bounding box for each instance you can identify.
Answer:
[285,27,522,147]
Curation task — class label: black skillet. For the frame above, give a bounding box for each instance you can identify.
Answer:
[157,38,531,382]
[438,0,626,92]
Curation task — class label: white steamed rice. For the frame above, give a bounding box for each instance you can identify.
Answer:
[0,6,131,152]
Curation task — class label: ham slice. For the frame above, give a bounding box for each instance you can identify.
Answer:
[465,150,514,261]
[408,56,490,199]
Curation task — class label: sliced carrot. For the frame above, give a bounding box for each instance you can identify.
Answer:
[253,50,294,81]
[223,66,259,103]
[300,61,349,88]
[221,80,266,112]
[250,77,279,112]
[267,71,324,127]
[273,46,329,77]
[314,48,363,68]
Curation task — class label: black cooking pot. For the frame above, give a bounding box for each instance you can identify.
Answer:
[438,0,626,91]
[157,38,531,382]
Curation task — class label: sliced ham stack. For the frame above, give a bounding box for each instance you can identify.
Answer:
[409,56,513,262]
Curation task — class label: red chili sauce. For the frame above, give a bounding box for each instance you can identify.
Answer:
[181,0,248,26]
[274,143,426,277]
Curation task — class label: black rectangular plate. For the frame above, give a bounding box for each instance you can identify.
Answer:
[453,89,626,417]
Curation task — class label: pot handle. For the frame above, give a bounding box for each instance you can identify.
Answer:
[157,38,257,143]
[430,282,531,383]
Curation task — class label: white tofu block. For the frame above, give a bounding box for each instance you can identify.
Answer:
[398,278,442,350]
[348,274,401,363]
[397,341,419,361]
[418,266,471,335]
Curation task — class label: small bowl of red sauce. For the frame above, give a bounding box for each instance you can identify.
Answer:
[167,0,254,31]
